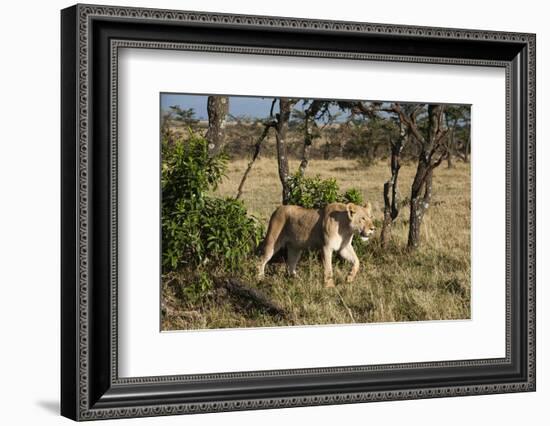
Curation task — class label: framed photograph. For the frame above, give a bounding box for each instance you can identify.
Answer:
[61,4,536,421]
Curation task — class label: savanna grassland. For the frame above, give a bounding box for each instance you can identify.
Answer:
[161,156,471,330]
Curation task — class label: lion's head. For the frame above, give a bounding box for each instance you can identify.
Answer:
[346,202,375,241]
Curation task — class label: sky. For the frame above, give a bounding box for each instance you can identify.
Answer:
[161,94,276,120]
[160,93,470,124]
[160,93,349,122]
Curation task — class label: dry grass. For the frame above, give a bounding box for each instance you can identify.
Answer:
[162,157,471,330]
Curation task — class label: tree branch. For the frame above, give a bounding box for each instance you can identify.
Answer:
[236,120,276,199]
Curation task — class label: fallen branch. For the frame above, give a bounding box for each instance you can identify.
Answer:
[218,278,287,318]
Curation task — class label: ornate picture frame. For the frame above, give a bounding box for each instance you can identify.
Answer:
[61,4,535,421]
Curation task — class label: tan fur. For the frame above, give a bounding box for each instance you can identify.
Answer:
[258,202,375,287]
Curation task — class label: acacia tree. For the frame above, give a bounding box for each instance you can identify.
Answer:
[340,101,411,248]
[391,103,448,249]
[333,101,406,247]
[169,105,199,126]
[205,95,229,157]
[162,105,198,145]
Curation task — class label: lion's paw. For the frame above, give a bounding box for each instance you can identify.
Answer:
[324,278,335,288]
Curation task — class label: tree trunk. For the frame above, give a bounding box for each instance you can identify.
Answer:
[410,168,434,246]
[406,104,444,250]
[205,95,229,157]
[380,124,405,248]
[407,161,430,249]
[275,98,294,204]
[380,181,394,248]
[299,117,314,175]
[323,140,331,160]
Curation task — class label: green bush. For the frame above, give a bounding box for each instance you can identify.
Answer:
[287,172,364,209]
[341,187,364,205]
[162,132,263,273]
[162,131,227,212]
[182,271,214,305]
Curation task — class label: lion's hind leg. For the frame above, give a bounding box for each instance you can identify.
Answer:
[286,246,302,277]
[258,236,284,279]
[258,209,287,280]
[258,241,273,279]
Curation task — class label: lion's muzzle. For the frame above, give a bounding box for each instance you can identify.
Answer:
[360,227,375,242]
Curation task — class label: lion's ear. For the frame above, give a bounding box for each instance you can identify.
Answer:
[346,203,357,220]
[364,201,373,216]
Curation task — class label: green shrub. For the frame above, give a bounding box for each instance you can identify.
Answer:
[162,131,227,212]
[161,132,263,273]
[287,172,364,209]
[341,188,364,205]
[181,271,214,304]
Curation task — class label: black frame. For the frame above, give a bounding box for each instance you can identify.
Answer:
[61,4,536,421]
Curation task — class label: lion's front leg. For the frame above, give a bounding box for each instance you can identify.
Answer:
[339,244,360,283]
[322,246,335,288]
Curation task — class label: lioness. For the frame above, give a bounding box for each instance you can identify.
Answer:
[258,202,375,287]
